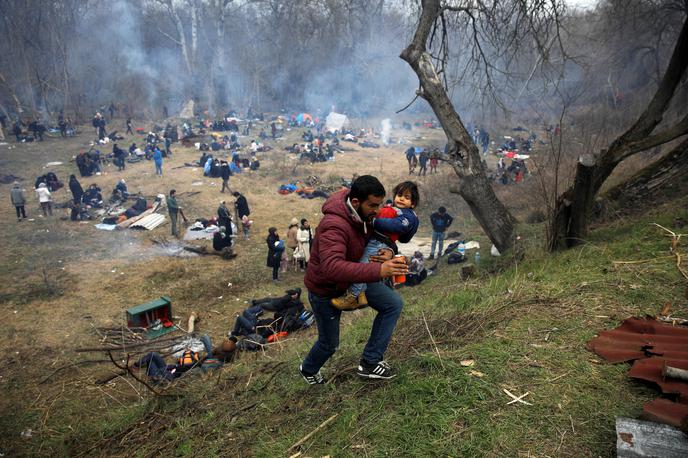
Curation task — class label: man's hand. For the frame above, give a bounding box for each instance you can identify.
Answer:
[379,256,408,278]
[369,248,394,263]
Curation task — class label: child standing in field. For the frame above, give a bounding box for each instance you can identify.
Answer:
[331,181,420,310]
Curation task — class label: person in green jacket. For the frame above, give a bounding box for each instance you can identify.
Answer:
[167,189,180,237]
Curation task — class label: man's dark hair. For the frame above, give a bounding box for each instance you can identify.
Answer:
[438,206,446,213]
[350,175,385,202]
[268,227,277,234]
[300,218,308,225]
[392,181,420,207]
[233,191,241,197]
[169,189,176,196]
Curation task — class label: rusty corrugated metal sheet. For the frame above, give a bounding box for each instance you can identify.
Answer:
[587,317,688,431]
[628,358,688,403]
[586,317,688,363]
[642,399,688,430]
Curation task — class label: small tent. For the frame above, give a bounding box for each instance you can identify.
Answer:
[325,112,350,132]
[179,100,195,119]
[296,113,313,125]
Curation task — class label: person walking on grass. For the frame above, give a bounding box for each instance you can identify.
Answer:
[428,206,453,259]
[10,181,27,221]
[220,161,231,193]
[298,175,408,385]
[36,182,52,216]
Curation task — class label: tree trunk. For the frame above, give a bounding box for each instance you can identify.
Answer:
[401,0,516,253]
[549,17,688,250]
[604,138,688,208]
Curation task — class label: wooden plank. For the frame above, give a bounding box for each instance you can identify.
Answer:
[616,417,688,457]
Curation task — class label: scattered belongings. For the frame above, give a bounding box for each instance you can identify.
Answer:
[587,317,688,430]
[115,195,165,230]
[126,296,175,340]
[0,174,22,184]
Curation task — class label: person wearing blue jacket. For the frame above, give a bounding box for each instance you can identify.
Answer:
[429,206,453,259]
[332,181,420,310]
[153,147,163,177]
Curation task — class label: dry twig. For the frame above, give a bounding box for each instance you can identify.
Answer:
[289,413,339,452]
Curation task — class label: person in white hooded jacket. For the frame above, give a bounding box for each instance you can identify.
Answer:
[35,182,52,216]
[295,218,312,271]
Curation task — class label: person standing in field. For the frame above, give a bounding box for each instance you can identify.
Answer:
[428,206,453,259]
[10,181,27,221]
[167,189,180,237]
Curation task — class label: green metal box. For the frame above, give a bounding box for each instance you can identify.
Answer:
[126,296,174,339]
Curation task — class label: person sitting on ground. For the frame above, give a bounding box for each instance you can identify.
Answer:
[332,181,420,310]
[228,304,265,338]
[113,179,129,200]
[212,226,236,259]
[83,184,103,208]
[405,251,428,286]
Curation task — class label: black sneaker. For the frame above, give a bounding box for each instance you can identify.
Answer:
[357,360,396,380]
[299,364,325,385]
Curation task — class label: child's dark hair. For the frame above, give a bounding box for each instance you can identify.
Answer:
[393,181,419,207]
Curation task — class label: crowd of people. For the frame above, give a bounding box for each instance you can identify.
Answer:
[5,106,492,390]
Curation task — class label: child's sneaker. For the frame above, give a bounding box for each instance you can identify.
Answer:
[331,291,359,310]
[299,364,325,385]
[357,359,396,380]
[356,291,368,307]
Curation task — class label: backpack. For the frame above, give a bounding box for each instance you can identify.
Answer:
[299,310,315,327]
[178,350,200,367]
[447,252,466,265]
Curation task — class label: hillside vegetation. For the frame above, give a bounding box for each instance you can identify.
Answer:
[6,193,686,457]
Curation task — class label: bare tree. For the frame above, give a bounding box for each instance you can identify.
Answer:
[549,14,688,249]
[401,0,568,252]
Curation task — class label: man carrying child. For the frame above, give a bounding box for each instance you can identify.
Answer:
[299,175,410,384]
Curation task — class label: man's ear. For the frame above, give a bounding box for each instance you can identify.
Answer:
[350,197,360,210]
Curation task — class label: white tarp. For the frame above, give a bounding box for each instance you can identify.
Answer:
[326,112,350,132]
[179,99,195,118]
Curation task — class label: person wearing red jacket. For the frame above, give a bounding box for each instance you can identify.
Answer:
[332,181,420,310]
[299,176,408,384]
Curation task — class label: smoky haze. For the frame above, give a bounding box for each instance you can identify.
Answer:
[0,0,683,127]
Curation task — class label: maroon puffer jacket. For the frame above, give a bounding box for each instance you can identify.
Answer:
[304,190,382,297]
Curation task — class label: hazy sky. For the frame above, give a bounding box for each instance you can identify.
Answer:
[567,0,599,9]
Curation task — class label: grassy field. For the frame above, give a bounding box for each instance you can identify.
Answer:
[1,120,686,456]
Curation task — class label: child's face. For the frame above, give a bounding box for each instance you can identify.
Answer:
[394,190,415,209]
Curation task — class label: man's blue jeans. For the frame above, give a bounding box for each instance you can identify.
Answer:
[301,282,403,375]
[430,230,445,257]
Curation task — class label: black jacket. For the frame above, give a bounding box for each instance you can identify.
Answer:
[235,194,250,218]
[430,212,453,233]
